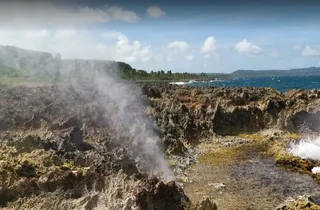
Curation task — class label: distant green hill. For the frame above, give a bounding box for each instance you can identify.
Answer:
[231,67,320,78]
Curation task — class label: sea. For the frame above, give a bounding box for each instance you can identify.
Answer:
[184,75,320,93]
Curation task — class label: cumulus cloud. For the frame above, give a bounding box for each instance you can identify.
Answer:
[0,29,152,63]
[112,34,152,63]
[201,36,216,53]
[301,45,320,57]
[167,41,189,52]
[235,39,262,57]
[146,6,166,18]
[105,5,140,23]
[0,1,139,27]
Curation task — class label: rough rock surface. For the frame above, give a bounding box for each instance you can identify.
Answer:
[2,83,320,209]
[0,84,195,209]
[141,84,320,153]
[276,195,320,210]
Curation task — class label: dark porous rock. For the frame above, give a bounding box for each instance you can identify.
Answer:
[134,179,191,210]
[15,161,37,178]
[193,198,218,210]
[142,86,162,98]
[56,127,94,153]
[142,84,320,149]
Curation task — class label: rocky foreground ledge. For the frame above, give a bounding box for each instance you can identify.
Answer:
[1,83,320,209]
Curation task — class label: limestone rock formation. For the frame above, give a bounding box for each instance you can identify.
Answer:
[2,82,320,209]
[276,195,320,210]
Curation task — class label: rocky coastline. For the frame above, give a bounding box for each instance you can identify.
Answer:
[1,83,320,209]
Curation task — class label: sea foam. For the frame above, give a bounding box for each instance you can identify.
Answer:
[288,137,320,161]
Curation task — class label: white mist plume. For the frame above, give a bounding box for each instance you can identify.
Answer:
[92,72,175,181]
[61,59,174,181]
[288,137,320,161]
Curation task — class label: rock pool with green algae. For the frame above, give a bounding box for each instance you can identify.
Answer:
[184,143,320,210]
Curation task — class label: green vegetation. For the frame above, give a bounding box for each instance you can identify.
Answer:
[0,64,28,84]
[0,59,231,84]
[120,68,224,81]
[0,64,54,85]
[117,62,230,81]
[231,70,287,78]
[0,64,27,78]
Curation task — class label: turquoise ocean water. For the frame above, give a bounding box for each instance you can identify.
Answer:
[188,75,320,93]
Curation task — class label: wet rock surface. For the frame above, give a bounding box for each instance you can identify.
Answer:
[182,138,320,209]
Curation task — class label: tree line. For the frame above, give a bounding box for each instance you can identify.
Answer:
[117,62,229,81]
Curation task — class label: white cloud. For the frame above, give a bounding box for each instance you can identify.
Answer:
[146,6,166,18]
[186,54,194,61]
[201,36,216,53]
[0,2,139,27]
[0,29,152,64]
[204,54,210,59]
[113,34,152,63]
[301,45,320,57]
[105,5,140,23]
[167,41,189,52]
[235,39,262,57]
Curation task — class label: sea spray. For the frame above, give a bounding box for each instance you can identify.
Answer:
[288,136,320,161]
[290,136,320,176]
[312,167,320,174]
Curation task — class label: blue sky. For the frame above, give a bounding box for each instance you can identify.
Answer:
[0,0,319,73]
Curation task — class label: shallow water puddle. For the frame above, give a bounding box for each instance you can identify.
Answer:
[183,144,320,210]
